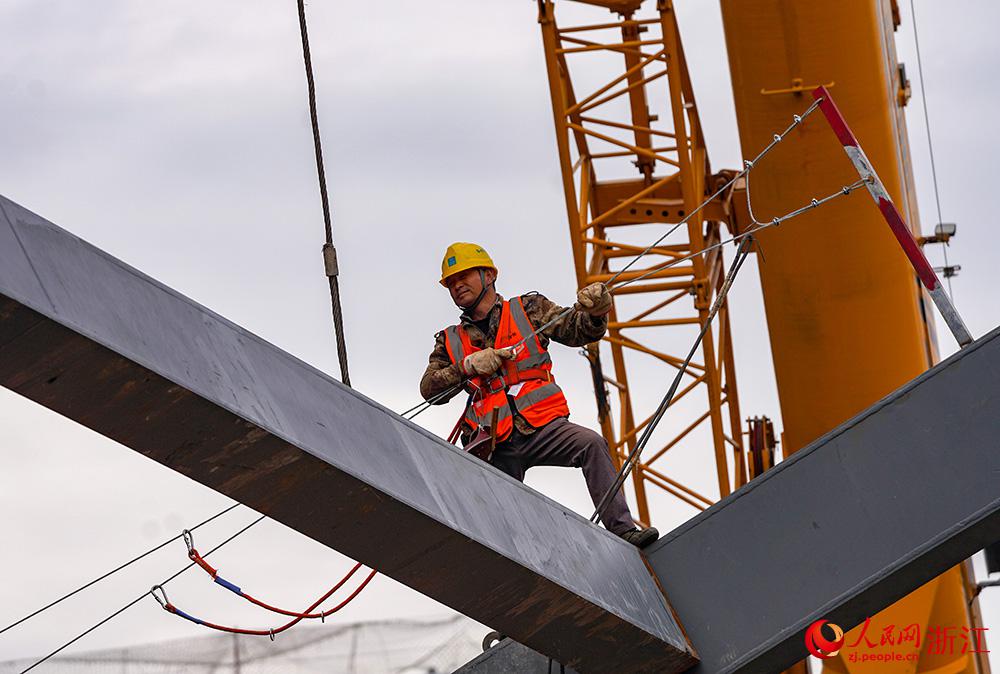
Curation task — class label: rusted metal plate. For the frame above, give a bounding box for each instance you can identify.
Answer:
[0,194,696,674]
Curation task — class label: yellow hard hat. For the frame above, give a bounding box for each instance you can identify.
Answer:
[440,242,497,285]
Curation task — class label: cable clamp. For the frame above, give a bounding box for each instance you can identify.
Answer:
[773,133,781,142]
[150,585,170,611]
[811,198,819,207]
[322,243,339,278]
[842,185,852,196]
[793,114,802,124]
[772,217,781,227]
[743,159,754,170]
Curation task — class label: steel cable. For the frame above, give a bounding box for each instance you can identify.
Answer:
[296,0,352,386]
[591,235,755,522]
[0,502,240,639]
[909,0,954,299]
[20,514,266,673]
[589,177,868,522]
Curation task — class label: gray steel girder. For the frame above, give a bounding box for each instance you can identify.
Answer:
[0,194,695,673]
[458,321,1000,673]
[455,638,580,673]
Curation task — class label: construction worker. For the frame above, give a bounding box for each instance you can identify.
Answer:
[420,242,659,548]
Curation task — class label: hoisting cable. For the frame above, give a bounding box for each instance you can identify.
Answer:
[591,234,755,523]
[0,502,240,639]
[588,177,870,522]
[296,0,352,387]
[500,98,823,351]
[19,514,266,674]
[606,96,825,285]
[588,119,875,524]
[610,175,869,291]
[509,96,830,352]
[180,529,370,620]
[909,0,954,299]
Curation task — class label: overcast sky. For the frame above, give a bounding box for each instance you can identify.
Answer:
[1,0,999,668]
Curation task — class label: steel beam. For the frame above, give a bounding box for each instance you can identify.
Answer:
[457,322,1000,673]
[455,638,579,674]
[0,194,695,673]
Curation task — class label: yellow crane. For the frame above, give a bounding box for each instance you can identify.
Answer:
[534,0,987,671]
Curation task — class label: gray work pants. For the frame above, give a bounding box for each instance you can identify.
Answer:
[489,417,636,535]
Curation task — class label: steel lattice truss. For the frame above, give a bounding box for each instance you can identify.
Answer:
[538,0,746,521]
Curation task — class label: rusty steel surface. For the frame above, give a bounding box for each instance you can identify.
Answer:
[455,324,1000,673]
[0,194,696,673]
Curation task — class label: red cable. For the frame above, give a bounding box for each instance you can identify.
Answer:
[240,563,364,618]
[189,545,367,619]
[162,568,378,637]
[188,550,217,578]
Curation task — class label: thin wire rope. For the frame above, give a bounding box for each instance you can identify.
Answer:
[909,0,953,298]
[14,372,443,653]
[0,502,240,638]
[502,98,827,351]
[590,177,868,521]
[610,176,869,292]
[401,382,464,419]
[296,0,352,386]
[604,97,824,287]
[20,515,266,674]
[519,172,866,346]
[591,236,754,523]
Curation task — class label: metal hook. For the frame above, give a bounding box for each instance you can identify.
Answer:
[150,584,169,610]
[182,529,194,555]
[268,628,276,641]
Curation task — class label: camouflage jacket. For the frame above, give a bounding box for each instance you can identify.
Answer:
[419,292,608,437]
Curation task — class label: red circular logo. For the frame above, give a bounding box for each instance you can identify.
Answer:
[805,619,844,659]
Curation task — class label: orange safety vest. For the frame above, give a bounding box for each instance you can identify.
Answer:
[443,297,570,442]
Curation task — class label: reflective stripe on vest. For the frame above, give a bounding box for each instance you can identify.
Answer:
[507,297,550,370]
[442,298,570,441]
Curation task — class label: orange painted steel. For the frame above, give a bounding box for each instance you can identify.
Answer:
[538,0,748,525]
[719,1,987,672]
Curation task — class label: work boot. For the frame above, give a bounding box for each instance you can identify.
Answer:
[620,526,659,549]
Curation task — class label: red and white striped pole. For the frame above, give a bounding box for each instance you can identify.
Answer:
[811,86,972,347]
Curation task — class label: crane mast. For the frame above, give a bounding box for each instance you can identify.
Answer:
[720,1,987,672]
[538,0,987,672]
[537,0,747,524]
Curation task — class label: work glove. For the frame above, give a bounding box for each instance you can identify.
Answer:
[461,347,514,377]
[575,282,612,316]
